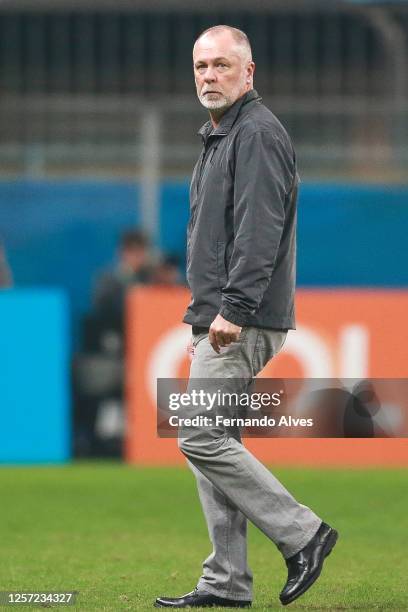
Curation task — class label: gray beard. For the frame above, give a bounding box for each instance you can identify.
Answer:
[198,93,231,111]
[197,76,249,113]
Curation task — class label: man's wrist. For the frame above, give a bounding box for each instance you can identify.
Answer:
[219,304,249,327]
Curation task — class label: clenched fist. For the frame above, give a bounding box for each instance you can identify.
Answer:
[209,314,242,354]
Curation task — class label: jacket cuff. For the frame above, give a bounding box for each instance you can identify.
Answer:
[219,304,250,327]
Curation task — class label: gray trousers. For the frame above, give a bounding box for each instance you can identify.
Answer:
[178,327,322,601]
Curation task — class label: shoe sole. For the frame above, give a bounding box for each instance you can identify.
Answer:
[154,601,252,608]
[280,528,339,606]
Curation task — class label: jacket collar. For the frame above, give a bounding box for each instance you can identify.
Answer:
[198,89,261,141]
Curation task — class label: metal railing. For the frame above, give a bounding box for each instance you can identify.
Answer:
[0,5,407,188]
[0,95,406,179]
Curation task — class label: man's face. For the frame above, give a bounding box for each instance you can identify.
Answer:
[193,31,254,113]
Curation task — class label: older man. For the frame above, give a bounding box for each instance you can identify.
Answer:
[155,26,338,608]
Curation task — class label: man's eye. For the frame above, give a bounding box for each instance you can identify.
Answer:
[218,63,228,68]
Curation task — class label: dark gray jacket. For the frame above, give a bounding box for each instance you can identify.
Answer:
[183,89,298,330]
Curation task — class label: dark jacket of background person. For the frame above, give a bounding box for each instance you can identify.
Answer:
[183,89,298,330]
[94,264,151,322]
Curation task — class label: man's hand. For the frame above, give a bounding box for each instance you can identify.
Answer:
[209,314,242,354]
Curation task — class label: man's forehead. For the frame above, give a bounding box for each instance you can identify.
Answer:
[193,53,237,65]
[193,33,241,61]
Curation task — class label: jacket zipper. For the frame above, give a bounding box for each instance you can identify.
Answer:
[196,142,218,195]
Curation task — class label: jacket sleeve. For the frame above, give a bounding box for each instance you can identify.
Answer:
[219,130,294,326]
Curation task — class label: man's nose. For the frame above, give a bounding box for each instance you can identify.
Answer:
[203,67,217,82]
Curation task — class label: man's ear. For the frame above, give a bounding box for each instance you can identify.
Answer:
[247,61,255,83]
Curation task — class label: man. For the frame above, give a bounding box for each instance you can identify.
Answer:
[155,26,338,608]
[93,229,151,327]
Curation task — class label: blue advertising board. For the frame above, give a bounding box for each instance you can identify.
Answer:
[0,289,70,463]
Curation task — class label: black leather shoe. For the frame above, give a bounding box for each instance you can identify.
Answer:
[280,522,338,606]
[154,588,251,608]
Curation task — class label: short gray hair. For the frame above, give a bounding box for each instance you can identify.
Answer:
[195,25,252,62]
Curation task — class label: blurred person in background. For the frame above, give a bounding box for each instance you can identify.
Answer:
[93,229,152,326]
[73,229,152,458]
[155,26,337,609]
[0,243,13,288]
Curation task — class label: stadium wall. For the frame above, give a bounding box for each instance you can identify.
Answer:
[2,179,407,346]
[2,181,408,312]
[1,180,408,464]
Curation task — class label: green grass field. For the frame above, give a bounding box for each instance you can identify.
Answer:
[0,462,407,610]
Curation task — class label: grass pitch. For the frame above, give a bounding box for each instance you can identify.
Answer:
[0,461,407,610]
